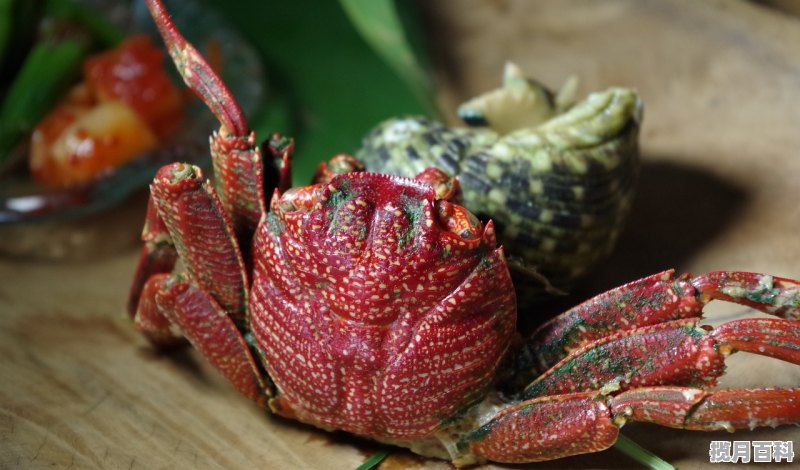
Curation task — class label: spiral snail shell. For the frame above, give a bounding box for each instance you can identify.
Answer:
[357,63,643,302]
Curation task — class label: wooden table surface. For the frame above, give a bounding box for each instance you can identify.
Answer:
[2,0,800,468]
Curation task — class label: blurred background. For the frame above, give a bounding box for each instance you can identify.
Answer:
[2,0,800,469]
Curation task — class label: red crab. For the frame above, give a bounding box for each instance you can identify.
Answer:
[128,0,800,465]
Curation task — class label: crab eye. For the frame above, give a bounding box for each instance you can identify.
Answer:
[414,167,462,203]
[278,186,319,213]
[435,200,482,240]
[313,154,365,184]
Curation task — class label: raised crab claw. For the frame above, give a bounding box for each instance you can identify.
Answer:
[128,0,800,465]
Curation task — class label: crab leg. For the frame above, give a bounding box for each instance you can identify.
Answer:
[132,271,271,403]
[458,392,619,465]
[146,163,248,318]
[145,0,265,235]
[132,273,182,348]
[609,386,800,431]
[149,274,272,405]
[523,317,800,399]
[127,195,177,317]
[130,163,271,402]
[459,387,800,464]
[521,270,800,374]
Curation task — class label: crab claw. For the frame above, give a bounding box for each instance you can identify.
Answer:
[144,0,246,136]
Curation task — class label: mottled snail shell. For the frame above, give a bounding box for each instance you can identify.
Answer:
[357,64,643,301]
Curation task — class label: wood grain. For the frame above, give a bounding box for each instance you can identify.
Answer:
[2,0,800,468]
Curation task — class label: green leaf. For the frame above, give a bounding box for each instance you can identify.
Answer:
[338,0,436,116]
[0,39,86,165]
[204,0,431,185]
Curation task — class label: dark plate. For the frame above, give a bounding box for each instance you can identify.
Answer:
[0,0,264,224]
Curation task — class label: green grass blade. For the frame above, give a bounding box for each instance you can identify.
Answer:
[614,433,677,470]
[338,0,436,117]
[354,451,389,470]
[0,39,86,164]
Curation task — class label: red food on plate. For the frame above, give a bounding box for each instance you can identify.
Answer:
[30,35,185,188]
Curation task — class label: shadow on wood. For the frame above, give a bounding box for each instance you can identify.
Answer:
[521,157,750,327]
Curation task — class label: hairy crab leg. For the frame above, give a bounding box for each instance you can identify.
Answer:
[458,387,800,464]
[522,317,800,399]
[145,0,266,235]
[519,270,800,375]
